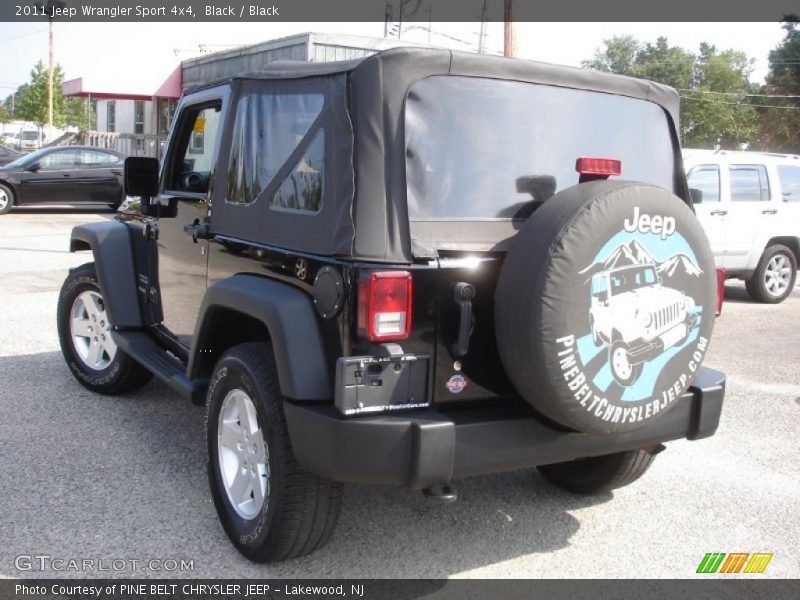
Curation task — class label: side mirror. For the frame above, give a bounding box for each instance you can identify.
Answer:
[690,188,703,204]
[124,156,159,197]
[27,161,41,173]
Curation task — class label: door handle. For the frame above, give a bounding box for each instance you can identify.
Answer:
[451,282,476,358]
[62,173,71,177]
[710,210,727,216]
[183,219,210,243]
[111,169,122,175]
[762,209,777,215]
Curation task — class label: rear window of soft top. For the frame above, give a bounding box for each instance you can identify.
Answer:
[405,76,676,221]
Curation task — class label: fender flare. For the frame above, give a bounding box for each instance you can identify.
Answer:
[189,275,332,401]
[69,221,142,328]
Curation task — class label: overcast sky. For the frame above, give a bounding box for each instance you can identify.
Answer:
[0,21,787,95]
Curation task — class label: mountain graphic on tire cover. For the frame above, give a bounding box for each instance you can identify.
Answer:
[579,231,703,400]
[494,180,717,435]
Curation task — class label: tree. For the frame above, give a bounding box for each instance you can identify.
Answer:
[64,96,95,132]
[582,35,639,75]
[682,45,759,148]
[13,60,94,133]
[583,36,760,149]
[15,62,53,127]
[758,18,800,152]
[633,37,694,91]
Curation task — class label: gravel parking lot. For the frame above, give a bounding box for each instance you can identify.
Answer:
[1,208,798,579]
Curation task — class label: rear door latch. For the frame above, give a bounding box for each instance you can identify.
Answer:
[451,282,476,358]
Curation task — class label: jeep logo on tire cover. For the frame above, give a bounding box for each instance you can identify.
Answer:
[494,181,717,435]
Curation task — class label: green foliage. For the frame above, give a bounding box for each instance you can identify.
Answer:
[758,18,800,152]
[683,45,759,149]
[15,61,56,127]
[10,60,94,131]
[582,35,639,75]
[583,36,760,149]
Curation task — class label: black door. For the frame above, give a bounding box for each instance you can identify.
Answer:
[19,148,79,204]
[73,149,124,204]
[155,93,226,346]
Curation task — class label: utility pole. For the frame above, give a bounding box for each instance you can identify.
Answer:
[504,0,516,57]
[478,0,488,54]
[426,5,432,44]
[36,1,66,144]
[47,17,53,142]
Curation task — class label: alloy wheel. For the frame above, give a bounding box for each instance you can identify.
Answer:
[69,290,117,370]
[217,389,270,520]
[764,253,792,297]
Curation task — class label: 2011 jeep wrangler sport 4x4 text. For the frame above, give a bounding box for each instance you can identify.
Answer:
[57,48,726,562]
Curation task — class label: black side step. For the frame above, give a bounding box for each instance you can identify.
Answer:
[113,330,206,403]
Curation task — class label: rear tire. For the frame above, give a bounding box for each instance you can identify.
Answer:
[745,244,797,304]
[538,448,656,494]
[0,183,14,215]
[206,342,342,562]
[57,262,153,394]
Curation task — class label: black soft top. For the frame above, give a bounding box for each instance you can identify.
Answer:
[194,48,682,263]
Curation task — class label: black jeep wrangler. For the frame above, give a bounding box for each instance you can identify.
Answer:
[57,48,725,562]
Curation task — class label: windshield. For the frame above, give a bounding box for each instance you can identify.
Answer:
[3,147,48,169]
[609,266,658,294]
[406,76,676,220]
[21,131,39,140]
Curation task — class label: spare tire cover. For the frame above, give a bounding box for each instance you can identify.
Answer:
[495,180,716,434]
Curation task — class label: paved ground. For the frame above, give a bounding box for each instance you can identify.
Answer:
[0,207,798,579]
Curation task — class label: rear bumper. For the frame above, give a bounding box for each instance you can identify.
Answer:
[284,366,725,489]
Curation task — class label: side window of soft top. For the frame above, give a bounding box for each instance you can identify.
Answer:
[225,92,325,212]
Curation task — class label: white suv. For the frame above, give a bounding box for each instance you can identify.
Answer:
[684,149,800,303]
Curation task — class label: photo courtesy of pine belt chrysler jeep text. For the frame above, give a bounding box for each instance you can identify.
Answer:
[56,48,726,562]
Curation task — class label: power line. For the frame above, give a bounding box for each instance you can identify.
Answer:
[0,28,47,43]
[679,89,800,99]
[680,95,800,110]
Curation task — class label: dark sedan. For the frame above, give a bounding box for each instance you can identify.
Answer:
[0,146,126,215]
[0,144,23,166]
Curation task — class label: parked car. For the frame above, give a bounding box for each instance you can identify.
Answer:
[2,132,20,149]
[0,144,23,166]
[58,48,725,562]
[0,146,126,215]
[19,130,42,150]
[684,149,800,303]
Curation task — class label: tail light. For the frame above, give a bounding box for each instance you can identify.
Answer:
[715,268,726,316]
[358,271,413,342]
[576,157,622,177]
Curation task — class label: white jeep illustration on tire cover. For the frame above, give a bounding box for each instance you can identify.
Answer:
[588,263,699,386]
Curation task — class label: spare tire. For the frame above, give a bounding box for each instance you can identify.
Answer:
[495,180,716,434]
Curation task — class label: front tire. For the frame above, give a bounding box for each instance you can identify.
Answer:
[206,342,342,562]
[0,183,15,215]
[57,263,153,394]
[745,244,797,304]
[609,341,642,386]
[538,448,656,494]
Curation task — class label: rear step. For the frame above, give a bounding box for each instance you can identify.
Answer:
[113,330,206,403]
